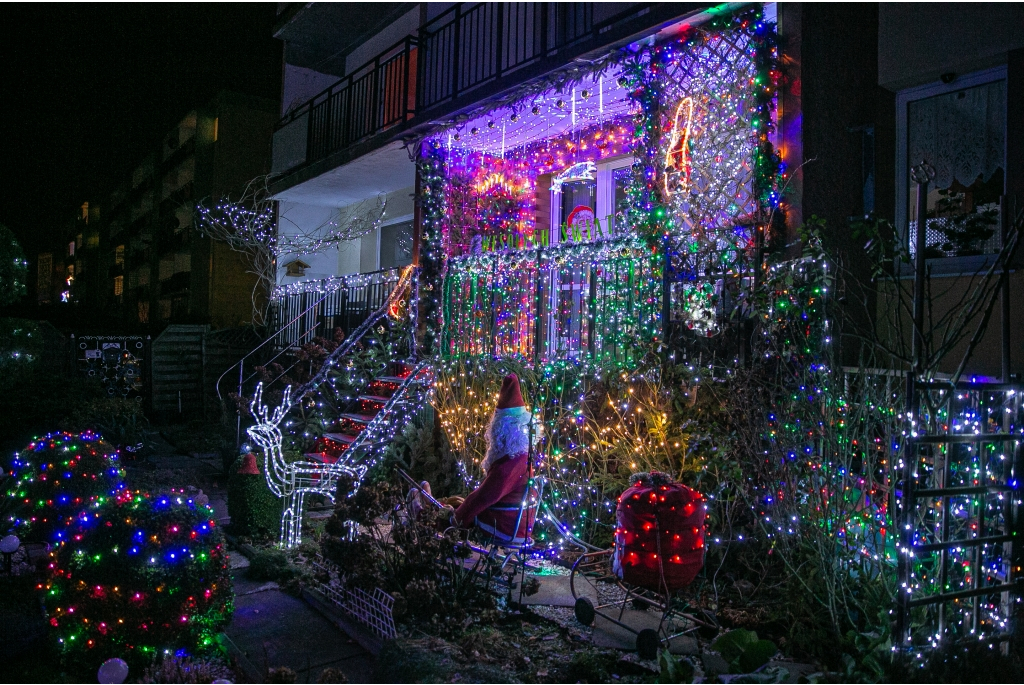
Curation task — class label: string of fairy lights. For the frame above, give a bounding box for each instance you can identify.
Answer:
[412,8,783,550]
[253,8,1019,650]
[42,489,231,667]
[1,431,231,667]
[894,386,1023,646]
[3,431,127,543]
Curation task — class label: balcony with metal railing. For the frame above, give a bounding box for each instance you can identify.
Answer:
[270,2,700,187]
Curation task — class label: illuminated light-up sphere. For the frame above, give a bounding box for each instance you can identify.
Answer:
[612,471,706,592]
[97,657,129,684]
[681,283,719,337]
[3,431,127,543]
[43,490,233,673]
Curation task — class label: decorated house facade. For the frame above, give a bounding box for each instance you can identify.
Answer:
[247,2,1024,649]
[269,2,1024,379]
[417,9,779,366]
[269,2,791,364]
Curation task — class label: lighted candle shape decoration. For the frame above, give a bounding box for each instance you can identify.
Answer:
[663,96,695,199]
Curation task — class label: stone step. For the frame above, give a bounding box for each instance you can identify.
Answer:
[339,412,378,425]
[322,432,356,444]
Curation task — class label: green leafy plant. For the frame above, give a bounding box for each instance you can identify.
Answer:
[658,648,696,683]
[0,224,28,307]
[63,397,150,450]
[43,490,233,673]
[226,456,282,540]
[246,548,298,583]
[3,431,126,542]
[711,629,778,674]
[321,478,493,634]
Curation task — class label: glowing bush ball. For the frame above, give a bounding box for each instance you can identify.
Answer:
[3,431,126,543]
[42,490,232,670]
[613,471,706,592]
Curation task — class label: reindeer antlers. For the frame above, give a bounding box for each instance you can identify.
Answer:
[249,383,295,428]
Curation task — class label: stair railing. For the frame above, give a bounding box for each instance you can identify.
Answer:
[319,360,434,484]
[245,265,420,548]
[282,265,417,398]
[216,292,331,404]
[217,292,332,446]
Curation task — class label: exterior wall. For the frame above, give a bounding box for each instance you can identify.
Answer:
[875,6,1024,379]
[344,6,421,75]
[198,92,278,199]
[425,3,457,23]
[96,92,276,331]
[207,241,262,329]
[276,201,343,283]
[281,64,338,116]
[276,184,415,282]
[876,271,1023,379]
[191,92,277,327]
[798,4,894,258]
[878,3,1024,92]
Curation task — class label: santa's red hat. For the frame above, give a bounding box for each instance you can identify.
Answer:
[484,374,531,471]
[496,374,525,410]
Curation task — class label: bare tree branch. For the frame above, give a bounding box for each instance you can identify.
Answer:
[194,175,388,326]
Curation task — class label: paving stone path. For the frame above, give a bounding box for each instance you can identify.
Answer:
[128,433,376,683]
[225,572,374,683]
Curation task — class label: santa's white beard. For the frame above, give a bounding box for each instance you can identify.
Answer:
[483,407,534,472]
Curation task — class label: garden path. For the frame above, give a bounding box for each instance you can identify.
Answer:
[224,571,375,683]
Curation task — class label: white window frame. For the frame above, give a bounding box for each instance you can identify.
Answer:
[376,213,413,271]
[548,155,633,244]
[597,156,634,237]
[895,65,1007,251]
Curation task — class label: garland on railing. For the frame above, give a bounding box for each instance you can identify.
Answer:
[272,268,402,298]
[440,237,657,364]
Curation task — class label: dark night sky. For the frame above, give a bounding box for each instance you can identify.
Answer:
[0,3,282,257]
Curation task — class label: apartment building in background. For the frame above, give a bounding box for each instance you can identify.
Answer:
[101,91,278,330]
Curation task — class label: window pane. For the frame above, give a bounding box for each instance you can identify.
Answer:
[612,166,632,235]
[907,79,1005,257]
[379,221,413,269]
[559,180,596,238]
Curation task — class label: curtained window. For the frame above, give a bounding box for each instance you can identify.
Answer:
[903,74,1006,258]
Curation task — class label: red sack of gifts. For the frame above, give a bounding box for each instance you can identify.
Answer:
[612,472,706,592]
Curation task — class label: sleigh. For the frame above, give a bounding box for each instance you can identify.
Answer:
[569,477,719,660]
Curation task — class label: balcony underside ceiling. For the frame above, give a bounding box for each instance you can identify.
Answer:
[271,140,414,208]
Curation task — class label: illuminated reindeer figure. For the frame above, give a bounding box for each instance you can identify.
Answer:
[247,383,366,548]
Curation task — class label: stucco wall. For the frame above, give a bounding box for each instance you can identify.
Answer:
[281,64,339,116]
[875,270,1022,379]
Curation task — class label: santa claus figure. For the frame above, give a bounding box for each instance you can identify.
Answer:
[411,373,539,543]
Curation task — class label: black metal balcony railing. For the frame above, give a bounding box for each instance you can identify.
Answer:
[273,2,678,177]
[274,36,417,172]
[418,2,594,111]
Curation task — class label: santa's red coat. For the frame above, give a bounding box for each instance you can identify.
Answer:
[454,452,537,544]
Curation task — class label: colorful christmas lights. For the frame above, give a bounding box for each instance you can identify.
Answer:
[3,431,127,543]
[42,490,232,671]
